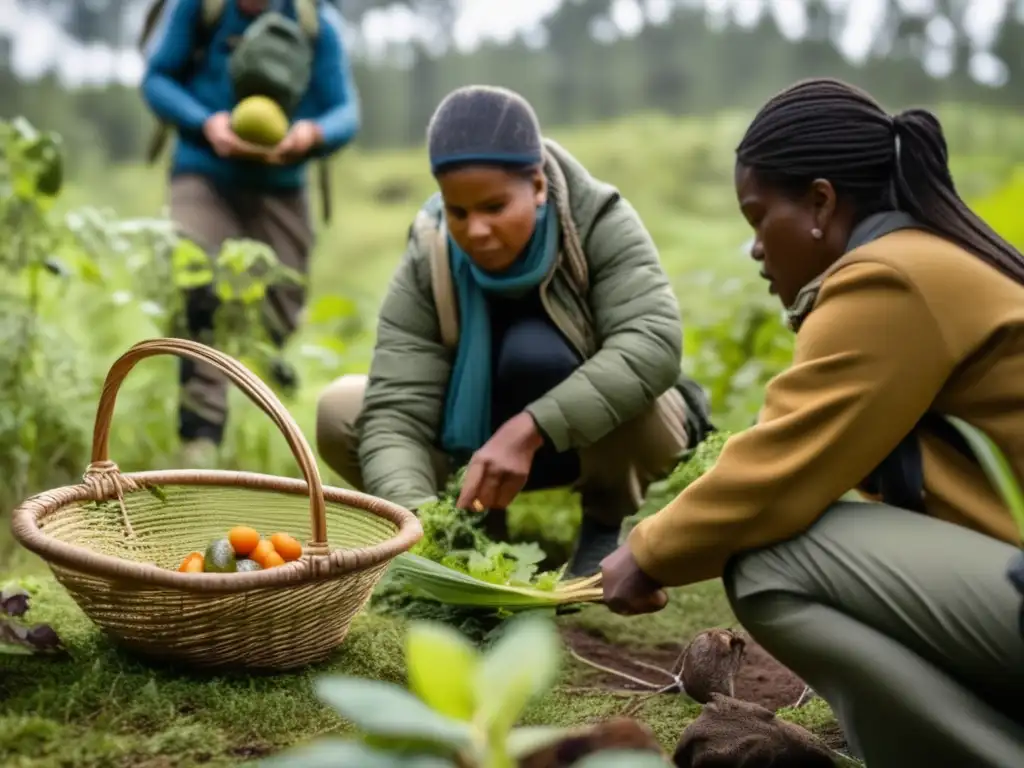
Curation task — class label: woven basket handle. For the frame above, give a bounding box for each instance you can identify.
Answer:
[89,338,330,552]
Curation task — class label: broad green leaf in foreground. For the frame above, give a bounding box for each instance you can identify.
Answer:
[945,416,1024,543]
[389,552,601,609]
[314,677,474,751]
[473,615,562,735]
[406,621,480,721]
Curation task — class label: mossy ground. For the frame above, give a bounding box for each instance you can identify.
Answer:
[1,540,845,767]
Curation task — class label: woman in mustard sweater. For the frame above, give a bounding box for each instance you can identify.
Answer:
[602,78,1024,767]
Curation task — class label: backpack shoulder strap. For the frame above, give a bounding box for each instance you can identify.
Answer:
[429,224,458,351]
[142,0,225,165]
[299,2,329,224]
[138,0,168,50]
[411,198,458,350]
[200,0,226,29]
[295,0,321,39]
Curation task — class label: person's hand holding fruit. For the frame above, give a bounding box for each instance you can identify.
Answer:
[202,112,276,162]
[269,120,324,165]
[217,95,323,166]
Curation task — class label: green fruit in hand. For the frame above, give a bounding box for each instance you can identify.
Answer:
[236,559,262,572]
[203,538,237,573]
[230,96,290,147]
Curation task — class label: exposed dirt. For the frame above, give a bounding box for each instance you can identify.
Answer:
[560,626,806,712]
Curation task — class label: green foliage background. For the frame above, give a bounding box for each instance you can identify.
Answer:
[2,105,1024,765]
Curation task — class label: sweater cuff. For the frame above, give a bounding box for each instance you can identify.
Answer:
[627,517,683,587]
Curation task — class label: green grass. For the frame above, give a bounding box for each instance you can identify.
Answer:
[2,555,753,767]
[7,103,1024,765]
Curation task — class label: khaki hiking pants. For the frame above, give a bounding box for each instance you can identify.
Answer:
[315,374,692,523]
[726,501,1024,768]
[169,174,313,444]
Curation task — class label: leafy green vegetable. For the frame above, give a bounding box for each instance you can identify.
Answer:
[408,473,566,592]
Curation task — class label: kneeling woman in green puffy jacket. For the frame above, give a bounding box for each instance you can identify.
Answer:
[316,85,712,577]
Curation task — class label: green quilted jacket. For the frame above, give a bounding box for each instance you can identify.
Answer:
[354,138,711,510]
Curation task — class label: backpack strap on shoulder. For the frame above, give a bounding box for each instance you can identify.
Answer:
[542,141,589,296]
[429,223,458,351]
[200,0,225,29]
[294,0,320,39]
[411,200,458,350]
[142,0,226,165]
[292,0,326,222]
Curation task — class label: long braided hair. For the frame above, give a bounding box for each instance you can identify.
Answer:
[736,77,1024,285]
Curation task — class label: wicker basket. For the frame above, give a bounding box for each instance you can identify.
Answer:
[10,338,423,671]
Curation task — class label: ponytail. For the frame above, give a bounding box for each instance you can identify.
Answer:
[893,109,1024,285]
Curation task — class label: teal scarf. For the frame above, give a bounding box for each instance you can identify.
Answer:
[440,203,560,457]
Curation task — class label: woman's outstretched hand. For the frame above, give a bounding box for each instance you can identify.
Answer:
[601,543,669,615]
[457,412,544,512]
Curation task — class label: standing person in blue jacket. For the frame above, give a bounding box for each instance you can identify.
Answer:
[140,0,360,466]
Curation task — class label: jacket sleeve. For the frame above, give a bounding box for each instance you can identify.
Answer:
[308,3,361,154]
[525,196,683,451]
[141,0,215,135]
[627,261,955,587]
[356,238,451,510]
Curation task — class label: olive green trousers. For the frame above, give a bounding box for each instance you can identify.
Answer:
[725,501,1024,768]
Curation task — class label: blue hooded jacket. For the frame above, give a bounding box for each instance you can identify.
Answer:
[141,0,361,190]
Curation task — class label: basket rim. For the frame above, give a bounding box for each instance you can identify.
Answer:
[9,468,424,594]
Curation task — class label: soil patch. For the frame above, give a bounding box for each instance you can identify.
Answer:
[560,626,806,712]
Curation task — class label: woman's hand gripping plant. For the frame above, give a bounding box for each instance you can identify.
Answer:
[379,436,735,615]
[380,472,603,613]
[261,615,670,767]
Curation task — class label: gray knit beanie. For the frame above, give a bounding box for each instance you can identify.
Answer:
[426,85,543,175]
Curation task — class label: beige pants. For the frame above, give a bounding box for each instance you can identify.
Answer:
[170,174,313,442]
[315,374,692,523]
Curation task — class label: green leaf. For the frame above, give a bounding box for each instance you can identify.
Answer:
[171,238,213,289]
[472,615,561,736]
[314,676,474,751]
[258,737,457,767]
[406,621,480,721]
[572,750,670,767]
[239,281,267,304]
[214,280,237,302]
[944,416,1024,543]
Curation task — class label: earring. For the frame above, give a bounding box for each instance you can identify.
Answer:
[811,228,823,240]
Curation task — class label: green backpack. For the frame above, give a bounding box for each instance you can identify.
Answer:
[138,0,335,224]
